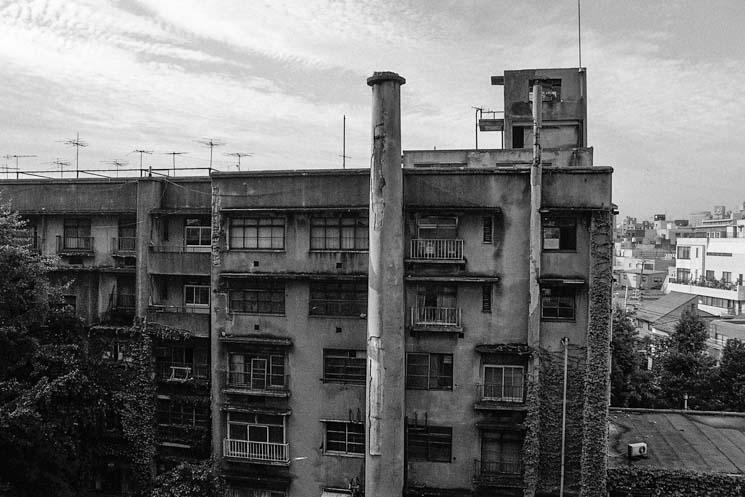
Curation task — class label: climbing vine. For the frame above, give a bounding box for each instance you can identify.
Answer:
[607,467,745,497]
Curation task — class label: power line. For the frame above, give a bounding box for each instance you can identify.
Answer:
[196,138,225,170]
[225,152,252,171]
[62,132,88,178]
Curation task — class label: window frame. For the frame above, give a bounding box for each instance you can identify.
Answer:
[227,352,286,390]
[416,216,458,240]
[310,214,369,251]
[482,216,493,244]
[542,216,577,252]
[322,349,366,384]
[228,280,285,315]
[482,365,525,402]
[184,284,210,308]
[226,412,286,444]
[184,217,211,247]
[406,352,453,391]
[540,286,576,321]
[228,216,286,251]
[406,424,452,463]
[309,280,367,317]
[677,246,691,260]
[323,420,364,457]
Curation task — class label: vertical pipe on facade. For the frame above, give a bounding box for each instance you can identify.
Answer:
[366,71,406,497]
[528,83,543,348]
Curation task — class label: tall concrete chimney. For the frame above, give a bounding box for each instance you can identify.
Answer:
[366,71,406,497]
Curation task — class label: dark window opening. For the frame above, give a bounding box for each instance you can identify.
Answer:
[482,216,493,244]
[407,424,452,462]
[323,349,365,384]
[542,216,576,251]
[541,287,576,320]
[325,421,364,455]
[482,284,492,313]
[228,280,285,314]
[512,128,524,148]
[406,353,453,390]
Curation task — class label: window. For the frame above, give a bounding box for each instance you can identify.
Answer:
[676,268,691,283]
[705,270,715,281]
[406,353,453,390]
[699,296,735,310]
[226,412,285,444]
[63,218,91,249]
[512,127,525,148]
[482,284,492,313]
[184,285,210,307]
[325,421,364,455]
[310,215,368,250]
[184,217,211,246]
[480,431,522,475]
[542,216,576,251]
[309,281,367,316]
[695,247,699,257]
[723,271,732,283]
[228,280,285,314]
[541,287,575,320]
[417,216,457,239]
[156,398,208,426]
[483,365,524,402]
[62,295,77,312]
[677,246,691,259]
[155,345,209,380]
[229,217,285,249]
[118,218,136,251]
[482,217,493,244]
[228,353,286,390]
[407,425,452,462]
[323,349,366,384]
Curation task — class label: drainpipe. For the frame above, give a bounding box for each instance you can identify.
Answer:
[559,336,570,497]
[366,71,406,497]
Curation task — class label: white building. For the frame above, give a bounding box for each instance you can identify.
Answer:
[667,238,745,316]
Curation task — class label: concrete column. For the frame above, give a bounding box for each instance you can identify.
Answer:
[366,71,406,497]
[135,179,162,319]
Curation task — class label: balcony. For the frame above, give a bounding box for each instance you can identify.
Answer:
[146,306,210,338]
[225,371,290,397]
[473,459,523,488]
[408,239,464,263]
[479,383,524,403]
[56,235,94,255]
[667,278,745,302]
[410,306,462,332]
[148,246,210,275]
[223,439,289,464]
[112,237,137,256]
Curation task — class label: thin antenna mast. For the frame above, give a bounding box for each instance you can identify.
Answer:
[62,132,88,178]
[164,151,187,176]
[225,152,253,171]
[2,154,36,178]
[132,149,153,171]
[338,115,351,169]
[102,159,128,177]
[49,158,71,178]
[197,138,225,171]
[578,0,582,68]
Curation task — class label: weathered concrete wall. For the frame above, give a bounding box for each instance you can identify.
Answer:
[160,178,211,210]
[0,179,138,213]
[403,148,594,169]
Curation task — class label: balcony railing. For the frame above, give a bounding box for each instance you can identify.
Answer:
[478,383,524,403]
[113,294,136,311]
[226,371,289,395]
[409,239,464,261]
[56,235,94,253]
[112,237,137,254]
[148,304,210,315]
[223,439,289,463]
[473,459,523,485]
[156,362,209,381]
[410,306,461,327]
[669,277,740,291]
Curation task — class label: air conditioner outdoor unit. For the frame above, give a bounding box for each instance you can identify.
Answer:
[628,442,648,459]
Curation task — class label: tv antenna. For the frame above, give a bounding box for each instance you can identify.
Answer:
[196,138,224,170]
[163,151,187,175]
[131,149,153,170]
[102,159,128,177]
[2,154,36,178]
[338,114,352,169]
[225,152,252,171]
[48,158,71,178]
[61,132,88,178]
[577,0,583,68]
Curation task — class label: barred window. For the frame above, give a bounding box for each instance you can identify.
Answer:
[185,217,211,246]
[156,398,208,426]
[541,287,575,320]
[407,425,452,462]
[323,349,366,384]
[325,421,364,455]
[309,281,367,316]
[482,216,493,244]
[229,217,285,249]
[228,280,285,314]
[406,353,453,390]
[310,215,368,250]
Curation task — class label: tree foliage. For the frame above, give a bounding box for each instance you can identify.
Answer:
[151,460,223,497]
[610,308,657,407]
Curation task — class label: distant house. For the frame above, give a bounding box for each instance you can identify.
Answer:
[607,408,745,496]
[707,318,745,362]
[634,291,700,337]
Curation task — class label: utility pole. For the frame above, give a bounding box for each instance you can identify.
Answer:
[164,151,187,176]
[225,152,252,171]
[197,138,225,171]
[63,132,88,178]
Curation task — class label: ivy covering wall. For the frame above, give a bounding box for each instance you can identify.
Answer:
[607,467,745,497]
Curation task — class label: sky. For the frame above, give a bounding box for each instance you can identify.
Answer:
[1,0,744,220]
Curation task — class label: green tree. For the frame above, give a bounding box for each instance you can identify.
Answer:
[151,460,223,497]
[610,308,658,407]
[715,338,745,411]
[657,311,717,409]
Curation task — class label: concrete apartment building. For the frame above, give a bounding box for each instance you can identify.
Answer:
[0,67,613,497]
